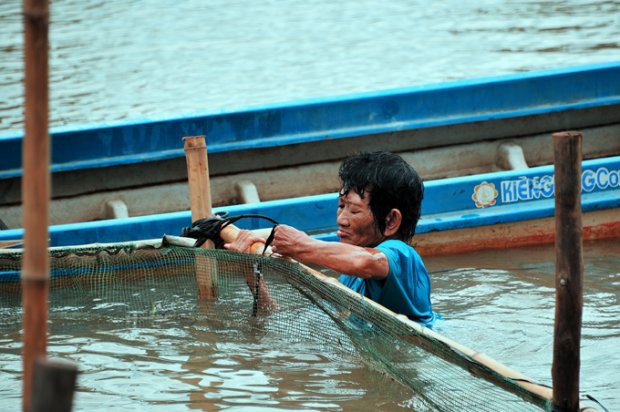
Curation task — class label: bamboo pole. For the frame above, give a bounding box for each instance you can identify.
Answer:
[552,131,584,412]
[21,0,50,411]
[183,136,216,298]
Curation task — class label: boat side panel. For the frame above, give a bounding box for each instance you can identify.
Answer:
[1,62,619,179]
[0,157,617,249]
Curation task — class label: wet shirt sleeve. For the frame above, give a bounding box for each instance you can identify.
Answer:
[368,240,436,326]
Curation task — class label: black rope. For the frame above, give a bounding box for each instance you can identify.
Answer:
[181,212,279,250]
[251,261,262,317]
[182,212,279,317]
[510,378,610,412]
[261,225,278,255]
[583,394,609,412]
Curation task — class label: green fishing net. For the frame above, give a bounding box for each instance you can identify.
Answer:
[0,242,550,411]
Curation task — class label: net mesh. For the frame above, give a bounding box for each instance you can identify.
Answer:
[0,242,550,411]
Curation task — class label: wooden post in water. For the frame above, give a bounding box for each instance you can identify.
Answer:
[551,131,584,412]
[184,136,214,224]
[183,136,217,298]
[21,0,50,410]
[30,358,78,412]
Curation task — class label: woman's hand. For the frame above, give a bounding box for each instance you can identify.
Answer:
[223,229,265,253]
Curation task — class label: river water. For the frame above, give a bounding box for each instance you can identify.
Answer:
[0,239,618,410]
[0,1,618,409]
[1,0,619,133]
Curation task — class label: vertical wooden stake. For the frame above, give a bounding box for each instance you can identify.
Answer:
[552,131,583,412]
[183,136,217,298]
[183,136,213,224]
[30,358,78,412]
[22,0,50,411]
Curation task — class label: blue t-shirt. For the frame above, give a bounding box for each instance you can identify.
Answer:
[338,239,436,327]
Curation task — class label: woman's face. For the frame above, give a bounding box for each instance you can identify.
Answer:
[336,190,384,248]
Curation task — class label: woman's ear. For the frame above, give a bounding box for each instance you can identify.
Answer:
[383,209,402,237]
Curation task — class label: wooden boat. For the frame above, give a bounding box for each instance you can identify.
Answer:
[1,61,619,228]
[1,155,618,256]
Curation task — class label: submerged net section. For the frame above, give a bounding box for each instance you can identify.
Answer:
[0,242,550,411]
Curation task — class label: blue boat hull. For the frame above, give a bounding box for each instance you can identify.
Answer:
[1,156,618,257]
[1,62,619,227]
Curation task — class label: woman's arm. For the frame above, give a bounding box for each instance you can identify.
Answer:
[271,225,389,279]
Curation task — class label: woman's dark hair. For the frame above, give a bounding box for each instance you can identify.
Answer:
[338,151,424,241]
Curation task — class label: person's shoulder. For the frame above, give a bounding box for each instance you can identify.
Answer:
[377,239,423,261]
[377,239,412,252]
